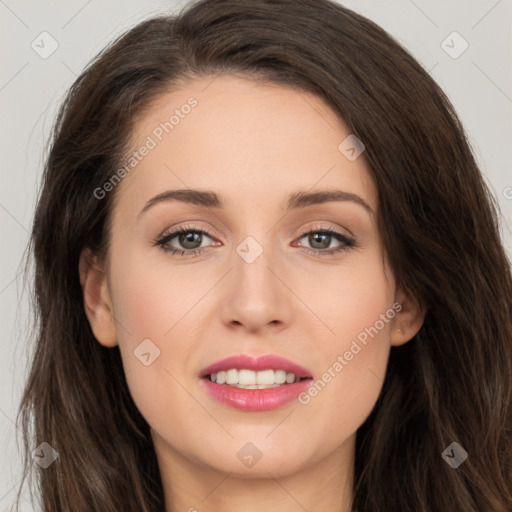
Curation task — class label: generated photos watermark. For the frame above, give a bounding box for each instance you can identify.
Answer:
[298,301,403,404]
[93,96,198,200]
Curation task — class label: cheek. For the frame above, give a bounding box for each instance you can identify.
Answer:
[301,253,394,344]
[108,259,198,442]
[105,252,181,388]
[109,250,201,339]
[295,258,394,430]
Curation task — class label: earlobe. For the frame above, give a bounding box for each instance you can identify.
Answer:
[390,286,425,347]
[78,247,118,348]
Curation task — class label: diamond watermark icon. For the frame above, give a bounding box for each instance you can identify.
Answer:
[441,441,468,468]
[236,236,263,264]
[338,134,365,161]
[31,31,59,59]
[32,442,59,468]
[441,31,468,59]
[237,442,263,468]
[134,338,161,366]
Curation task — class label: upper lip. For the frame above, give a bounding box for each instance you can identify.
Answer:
[200,354,313,379]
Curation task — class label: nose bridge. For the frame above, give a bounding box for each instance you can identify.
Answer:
[221,229,292,331]
[234,231,278,298]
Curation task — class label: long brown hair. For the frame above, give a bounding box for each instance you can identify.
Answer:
[14,0,512,510]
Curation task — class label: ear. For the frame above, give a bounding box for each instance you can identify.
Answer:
[390,285,425,347]
[78,247,118,347]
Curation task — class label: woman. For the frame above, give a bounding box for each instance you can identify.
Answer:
[15,0,512,510]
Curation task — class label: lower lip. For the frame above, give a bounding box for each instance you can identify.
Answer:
[200,377,313,411]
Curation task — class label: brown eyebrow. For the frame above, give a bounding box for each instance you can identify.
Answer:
[138,188,374,219]
[286,190,373,215]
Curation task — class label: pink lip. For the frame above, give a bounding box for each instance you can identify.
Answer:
[199,354,313,412]
[199,354,313,379]
[200,378,312,411]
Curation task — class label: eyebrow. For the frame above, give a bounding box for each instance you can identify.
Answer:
[137,188,374,219]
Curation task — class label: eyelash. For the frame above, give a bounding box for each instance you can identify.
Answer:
[152,223,357,258]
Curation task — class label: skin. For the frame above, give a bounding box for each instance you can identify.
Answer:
[80,75,424,512]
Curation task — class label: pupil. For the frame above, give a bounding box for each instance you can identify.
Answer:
[180,232,201,249]
[310,233,329,249]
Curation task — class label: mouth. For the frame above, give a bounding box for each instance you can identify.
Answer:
[199,354,313,411]
[200,353,313,383]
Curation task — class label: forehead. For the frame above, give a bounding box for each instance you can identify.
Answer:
[113,74,377,216]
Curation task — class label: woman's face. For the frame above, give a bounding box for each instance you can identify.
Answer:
[82,75,421,480]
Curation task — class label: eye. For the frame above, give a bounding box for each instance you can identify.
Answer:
[293,225,356,257]
[152,224,218,257]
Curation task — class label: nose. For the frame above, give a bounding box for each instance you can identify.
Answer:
[219,238,293,334]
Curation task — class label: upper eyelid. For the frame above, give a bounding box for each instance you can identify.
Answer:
[161,223,216,240]
[296,223,353,239]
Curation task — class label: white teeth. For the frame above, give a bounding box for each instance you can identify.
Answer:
[274,369,287,384]
[226,369,238,385]
[239,369,256,385]
[256,369,274,385]
[209,369,302,387]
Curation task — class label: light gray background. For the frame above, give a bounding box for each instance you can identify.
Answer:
[1,0,511,509]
